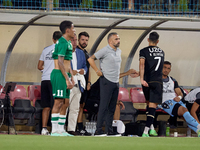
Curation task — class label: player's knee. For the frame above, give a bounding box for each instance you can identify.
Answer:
[54,101,61,107]
[62,102,69,109]
[43,107,51,112]
[178,106,188,116]
[182,107,188,113]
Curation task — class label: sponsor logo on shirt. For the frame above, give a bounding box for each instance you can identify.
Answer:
[149,47,164,57]
[45,50,53,60]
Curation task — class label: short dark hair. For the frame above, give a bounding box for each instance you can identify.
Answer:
[78,31,89,40]
[164,61,171,66]
[53,31,62,40]
[107,32,118,41]
[149,32,159,43]
[59,20,73,34]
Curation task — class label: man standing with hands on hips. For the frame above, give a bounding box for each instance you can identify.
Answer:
[88,32,139,136]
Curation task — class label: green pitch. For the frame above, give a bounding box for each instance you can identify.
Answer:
[1,134,200,150]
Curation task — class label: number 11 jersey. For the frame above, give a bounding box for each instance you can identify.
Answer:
[139,46,165,82]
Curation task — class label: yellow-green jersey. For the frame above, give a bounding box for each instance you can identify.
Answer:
[52,36,73,60]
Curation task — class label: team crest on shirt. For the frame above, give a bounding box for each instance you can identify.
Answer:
[163,82,173,93]
[162,100,173,109]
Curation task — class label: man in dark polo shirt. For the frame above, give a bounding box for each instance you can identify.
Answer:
[88,32,138,136]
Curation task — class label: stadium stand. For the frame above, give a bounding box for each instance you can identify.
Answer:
[118,87,138,122]
[27,85,42,132]
[0,0,199,136]
[9,85,28,104]
[118,87,131,102]
[32,97,43,134]
[29,85,42,120]
[0,0,199,16]
[32,98,42,120]
[8,85,35,125]
[130,87,168,127]
[13,99,35,122]
[130,87,146,111]
[27,85,41,101]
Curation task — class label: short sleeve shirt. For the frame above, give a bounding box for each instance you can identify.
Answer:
[39,44,55,81]
[185,87,200,103]
[94,45,121,83]
[139,46,165,82]
[52,36,73,60]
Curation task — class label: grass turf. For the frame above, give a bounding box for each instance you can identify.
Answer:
[0,134,200,150]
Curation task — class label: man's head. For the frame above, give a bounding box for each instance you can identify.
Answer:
[52,31,62,43]
[107,32,120,49]
[148,32,159,45]
[71,33,77,52]
[59,20,75,38]
[163,61,171,77]
[78,31,89,49]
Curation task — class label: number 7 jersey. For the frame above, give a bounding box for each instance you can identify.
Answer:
[139,46,165,82]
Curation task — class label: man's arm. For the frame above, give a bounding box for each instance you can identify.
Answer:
[119,69,139,79]
[88,55,103,76]
[174,87,184,102]
[69,65,75,86]
[82,56,88,75]
[37,60,44,71]
[79,55,88,75]
[190,101,200,124]
[58,56,73,89]
[139,58,148,87]
[173,79,183,102]
[87,68,91,91]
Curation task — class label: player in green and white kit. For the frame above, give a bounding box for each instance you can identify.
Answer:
[50,20,75,136]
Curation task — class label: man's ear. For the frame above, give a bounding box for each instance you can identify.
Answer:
[65,28,69,34]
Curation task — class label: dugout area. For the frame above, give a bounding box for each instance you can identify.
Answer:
[0,10,200,135]
[0,11,200,88]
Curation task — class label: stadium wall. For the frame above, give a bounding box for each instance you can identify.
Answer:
[0,24,200,87]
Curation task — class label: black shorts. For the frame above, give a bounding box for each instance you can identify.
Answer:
[195,99,200,105]
[80,89,88,104]
[142,81,163,104]
[41,80,54,108]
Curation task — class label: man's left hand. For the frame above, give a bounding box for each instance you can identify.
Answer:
[117,101,125,110]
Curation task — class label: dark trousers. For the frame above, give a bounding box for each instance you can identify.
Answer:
[96,76,119,133]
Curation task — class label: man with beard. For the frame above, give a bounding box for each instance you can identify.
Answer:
[88,32,138,136]
[76,32,92,136]
[159,61,200,137]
